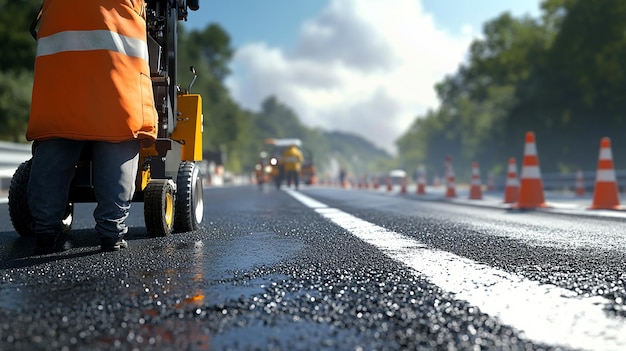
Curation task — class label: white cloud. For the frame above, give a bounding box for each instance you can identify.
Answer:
[226,0,474,154]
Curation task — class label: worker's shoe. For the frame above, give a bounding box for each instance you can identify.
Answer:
[34,235,59,255]
[100,237,128,252]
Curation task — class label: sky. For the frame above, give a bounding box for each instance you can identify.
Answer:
[186,0,543,154]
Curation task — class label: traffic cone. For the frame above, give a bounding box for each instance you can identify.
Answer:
[400,177,407,194]
[416,165,426,195]
[486,172,495,191]
[514,131,547,209]
[589,137,620,209]
[445,155,456,198]
[503,157,519,203]
[469,162,483,200]
[575,168,585,196]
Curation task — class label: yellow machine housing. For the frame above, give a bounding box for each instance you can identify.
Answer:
[8,0,205,238]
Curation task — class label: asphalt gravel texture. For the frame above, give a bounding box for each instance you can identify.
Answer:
[0,186,606,350]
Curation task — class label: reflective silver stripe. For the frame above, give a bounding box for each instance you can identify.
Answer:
[596,169,617,182]
[524,143,537,156]
[521,165,541,179]
[599,147,613,160]
[505,178,519,186]
[283,156,300,163]
[36,30,149,62]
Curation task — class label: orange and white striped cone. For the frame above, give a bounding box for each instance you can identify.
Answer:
[575,168,585,196]
[589,137,620,209]
[445,155,457,198]
[416,165,426,195]
[468,161,483,200]
[514,131,547,209]
[503,157,519,203]
[400,177,407,194]
[486,172,495,191]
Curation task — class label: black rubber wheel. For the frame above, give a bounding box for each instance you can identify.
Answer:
[8,160,34,236]
[144,179,175,237]
[174,162,204,232]
[8,159,73,237]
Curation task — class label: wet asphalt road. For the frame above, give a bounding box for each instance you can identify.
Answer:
[1,185,626,350]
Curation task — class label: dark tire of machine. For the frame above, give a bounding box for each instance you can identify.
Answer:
[174,161,204,232]
[8,160,35,237]
[144,179,175,237]
[8,160,73,237]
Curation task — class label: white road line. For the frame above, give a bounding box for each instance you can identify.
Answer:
[285,189,626,351]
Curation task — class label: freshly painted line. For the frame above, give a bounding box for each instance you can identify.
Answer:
[285,189,626,351]
[288,190,328,209]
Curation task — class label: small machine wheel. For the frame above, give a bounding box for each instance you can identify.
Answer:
[144,179,175,237]
[174,161,204,232]
[8,159,73,237]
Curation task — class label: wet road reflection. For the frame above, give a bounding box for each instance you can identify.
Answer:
[1,186,625,350]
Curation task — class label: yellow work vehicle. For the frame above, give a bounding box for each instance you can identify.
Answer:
[9,0,204,237]
[260,138,316,187]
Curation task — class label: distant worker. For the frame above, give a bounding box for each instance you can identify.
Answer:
[254,158,265,187]
[339,167,347,186]
[25,0,158,253]
[270,155,283,189]
[281,144,304,190]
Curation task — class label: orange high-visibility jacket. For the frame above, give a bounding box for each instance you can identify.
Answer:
[26,0,158,142]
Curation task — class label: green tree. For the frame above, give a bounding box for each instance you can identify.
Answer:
[510,0,626,171]
[178,23,258,172]
[0,0,39,141]
[185,24,234,82]
[400,12,545,180]
[0,70,33,142]
[255,96,308,139]
[400,0,626,176]
[0,0,39,74]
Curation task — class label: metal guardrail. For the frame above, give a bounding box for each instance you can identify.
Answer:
[0,141,32,191]
[492,170,626,192]
[2,140,626,193]
[0,142,224,196]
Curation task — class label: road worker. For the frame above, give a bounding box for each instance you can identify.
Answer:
[254,159,265,187]
[269,154,283,189]
[281,144,304,190]
[26,0,158,253]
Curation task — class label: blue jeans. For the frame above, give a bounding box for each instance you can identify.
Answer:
[28,139,140,239]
